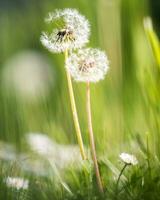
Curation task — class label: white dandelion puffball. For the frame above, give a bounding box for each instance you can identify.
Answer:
[66,48,109,82]
[5,177,29,190]
[119,153,138,165]
[40,8,90,53]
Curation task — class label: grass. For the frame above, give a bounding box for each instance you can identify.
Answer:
[0,0,160,199]
[1,146,160,200]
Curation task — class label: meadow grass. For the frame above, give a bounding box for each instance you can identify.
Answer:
[0,145,160,200]
[0,0,160,199]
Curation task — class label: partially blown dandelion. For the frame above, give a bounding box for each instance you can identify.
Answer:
[40,8,90,53]
[40,8,88,160]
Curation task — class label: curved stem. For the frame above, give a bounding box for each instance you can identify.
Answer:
[86,81,104,193]
[64,50,86,160]
[116,163,128,191]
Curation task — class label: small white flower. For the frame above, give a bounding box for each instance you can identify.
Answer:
[119,153,138,165]
[40,8,90,53]
[66,48,109,82]
[5,177,29,190]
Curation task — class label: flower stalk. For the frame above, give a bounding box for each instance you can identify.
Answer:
[86,81,103,193]
[64,50,86,160]
[116,163,128,190]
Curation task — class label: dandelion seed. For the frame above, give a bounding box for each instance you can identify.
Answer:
[66,48,109,82]
[5,177,29,190]
[40,8,90,53]
[119,153,138,165]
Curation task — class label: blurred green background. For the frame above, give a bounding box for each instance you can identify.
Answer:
[0,0,160,158]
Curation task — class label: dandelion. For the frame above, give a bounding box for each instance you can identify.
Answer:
[40,8,90,53]
[5,177,29,190]
[40,9,87,160]
[119,153,138,165]
[66,48,109,82]
[66,48,109,193]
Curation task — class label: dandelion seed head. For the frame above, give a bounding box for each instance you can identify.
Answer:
[5,177,29,190]
[40,8,90,53]
[66,48,109,82]
[119,153,138,165]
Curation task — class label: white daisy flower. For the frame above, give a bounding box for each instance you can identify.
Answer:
[119,153,138,165]
[65,48,109,82]
[5,177,29,190]
[40,8,90,53]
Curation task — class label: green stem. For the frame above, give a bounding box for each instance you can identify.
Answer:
[64,50,86,160]
[116,163,128,191]
[86,81,104,193]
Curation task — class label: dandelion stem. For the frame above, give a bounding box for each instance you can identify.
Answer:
[64,50,86,160]
[116,163,128,191]
[86,81,104,193]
